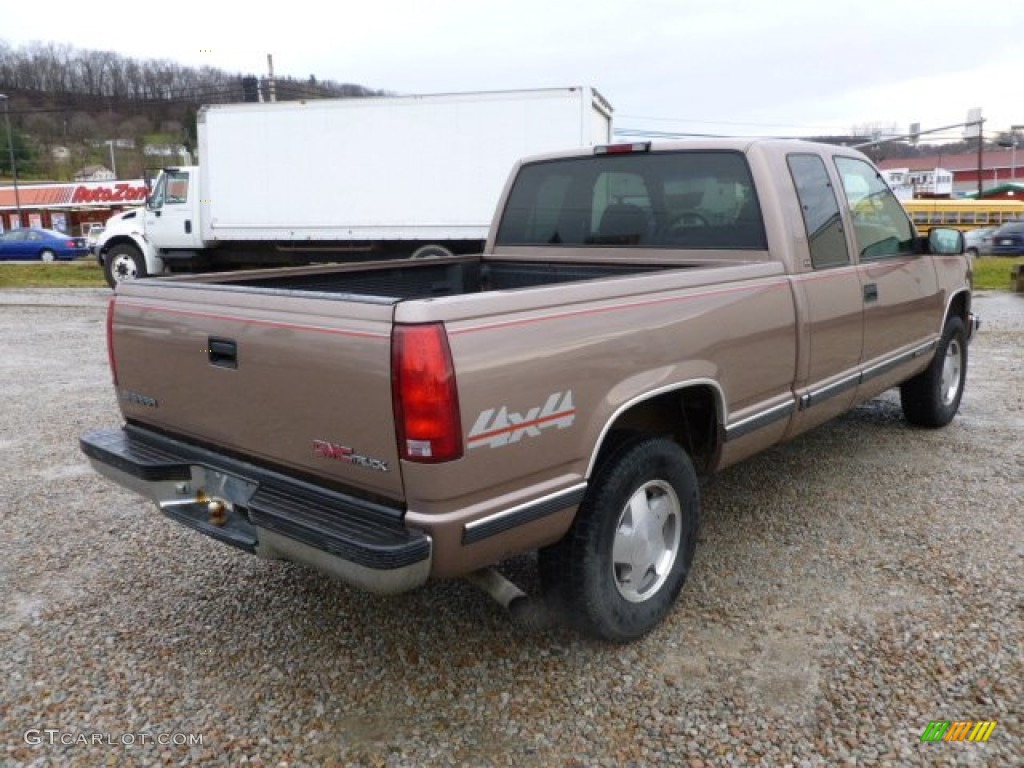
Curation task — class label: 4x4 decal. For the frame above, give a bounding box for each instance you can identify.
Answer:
[467,391,576,449]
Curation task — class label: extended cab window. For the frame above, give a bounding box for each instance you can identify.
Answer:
[496,150,767,250]
[787,153,849,269]
[834,156,915,260]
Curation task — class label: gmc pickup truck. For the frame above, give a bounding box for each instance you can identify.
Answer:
[81,139,977,642]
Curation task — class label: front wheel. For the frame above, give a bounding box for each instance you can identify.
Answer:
[900,316,968,428]
[539,435,699,642]
[103,244,147,289]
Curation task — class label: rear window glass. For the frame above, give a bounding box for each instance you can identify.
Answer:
[496,150,767,250]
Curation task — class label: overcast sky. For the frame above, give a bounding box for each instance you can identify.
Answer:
[3,0,1022,141]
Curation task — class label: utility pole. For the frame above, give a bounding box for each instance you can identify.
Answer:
[975,118,985,196]
[107,140,117,180]
[267,54,277,103]
[0,94,23,227]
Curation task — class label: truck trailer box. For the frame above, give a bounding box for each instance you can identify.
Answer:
[197,87,613,243]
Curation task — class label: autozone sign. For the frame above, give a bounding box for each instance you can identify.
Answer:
[71,183,148,204]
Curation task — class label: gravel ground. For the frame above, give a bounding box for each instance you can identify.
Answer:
[1,287,1021,768]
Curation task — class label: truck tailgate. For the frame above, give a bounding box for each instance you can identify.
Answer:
[109,282,403,501]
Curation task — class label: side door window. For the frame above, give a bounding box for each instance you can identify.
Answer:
[787,154,849,269]
[165,172,190,204]
[834,156,915,260]
[147,170,190,210]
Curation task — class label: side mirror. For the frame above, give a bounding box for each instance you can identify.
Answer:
[928,227,964,256]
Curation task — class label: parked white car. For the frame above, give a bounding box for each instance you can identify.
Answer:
[964,226,996,257]
[85,224,105,254]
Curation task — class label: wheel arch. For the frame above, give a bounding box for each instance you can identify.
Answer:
[585,381,725,478]
[101,235,163,275]
[944,289,970,329]
[99,235,142,264]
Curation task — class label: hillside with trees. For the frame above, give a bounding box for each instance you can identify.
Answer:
[0,40,386,181]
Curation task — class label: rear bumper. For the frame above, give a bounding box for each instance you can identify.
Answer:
[80,425,431,594]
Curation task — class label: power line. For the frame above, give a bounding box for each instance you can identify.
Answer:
[617,113,850,132]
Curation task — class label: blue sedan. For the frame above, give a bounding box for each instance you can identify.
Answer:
[990,222,1024,256]
[0,228,89,261]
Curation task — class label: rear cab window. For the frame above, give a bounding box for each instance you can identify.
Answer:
[786,153,849,270]
[496,150,767,250]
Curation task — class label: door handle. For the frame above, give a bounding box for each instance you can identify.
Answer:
[185,220,192,234]
[863,283,878,303]
[208,337,237,368]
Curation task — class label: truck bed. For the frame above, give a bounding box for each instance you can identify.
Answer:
[210,258,668,301]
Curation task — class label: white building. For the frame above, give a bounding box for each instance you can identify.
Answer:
[74,165,116,182]
[882,167,954,199]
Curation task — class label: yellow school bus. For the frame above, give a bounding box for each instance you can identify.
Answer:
[902,199,1024,233]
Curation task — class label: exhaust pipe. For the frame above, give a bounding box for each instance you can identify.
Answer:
[465,567,558,631]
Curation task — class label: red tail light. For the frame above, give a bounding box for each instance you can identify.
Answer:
[392,323,462,463]
[106,297,119,386]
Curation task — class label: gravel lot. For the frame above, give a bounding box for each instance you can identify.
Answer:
[1,287,1021,767]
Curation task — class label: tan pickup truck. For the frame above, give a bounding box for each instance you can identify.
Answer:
[81,139,978,641]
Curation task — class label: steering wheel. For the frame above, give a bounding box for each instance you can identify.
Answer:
[667,211,709,229]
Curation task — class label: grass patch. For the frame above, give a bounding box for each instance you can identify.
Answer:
[974,255,1024,291]
[2,255,1021,292]
[0,260,107,288]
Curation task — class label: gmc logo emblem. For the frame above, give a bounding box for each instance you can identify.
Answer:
[312,440,390,472]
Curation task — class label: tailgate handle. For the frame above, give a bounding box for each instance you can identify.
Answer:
[208,337,237,369]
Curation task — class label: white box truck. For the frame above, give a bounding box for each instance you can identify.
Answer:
[96,87,613,287]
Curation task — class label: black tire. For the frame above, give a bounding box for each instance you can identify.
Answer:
[103,243,147,289]
[539,435,699,642]
[39,249,56,262]
[900,316,967,428]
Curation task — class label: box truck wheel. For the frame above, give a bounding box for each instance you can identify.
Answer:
[104,244,147,289]
[410,244,454,259]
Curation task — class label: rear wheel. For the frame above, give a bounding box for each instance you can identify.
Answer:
[103,243,147,289]
[900,316,967,428]
[39,249,56,262]
[410,244,454,259]
[539,435,699,642]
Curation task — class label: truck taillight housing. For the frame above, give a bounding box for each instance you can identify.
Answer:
[106,296,119,386]
[392,323,463,463]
